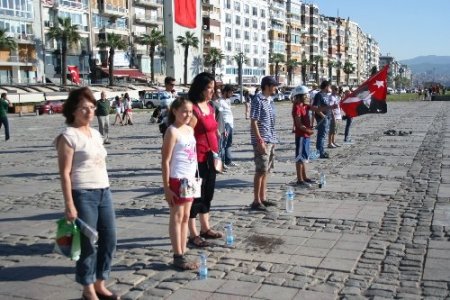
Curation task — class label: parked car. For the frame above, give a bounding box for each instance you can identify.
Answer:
[272,91,285,102]
[283,91,292,101]
[230,93,244,104]
[142,92,175,108]
[36,100,64,115]
[387,87,394,94]
[131,98,144,109]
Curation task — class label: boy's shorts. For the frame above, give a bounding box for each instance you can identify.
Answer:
[169,178,194,205]
[295,136,310,163]
[253,143,275,173]
[330,119,340,134]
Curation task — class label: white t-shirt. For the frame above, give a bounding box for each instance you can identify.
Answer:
[219,98,234,128]
[169,126,197,179]
[329,94,342,120]
[55,127,109,189]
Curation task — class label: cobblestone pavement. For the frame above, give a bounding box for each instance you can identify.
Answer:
[0,101,450,300]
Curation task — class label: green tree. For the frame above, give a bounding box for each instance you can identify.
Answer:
[313,55,323,84]
[335,61,343,85]
[97,33,128,86]
[233,53,248,88]
[0,29,17,51]
[176,32,199,85]
[327,60,337,83]
[300,54,310,85]
[270,53,285,83]
[138,28,166,83]
[343,61,356,86]
[285,59,299,86]
[47,17,81,85]
[204,47,224,79]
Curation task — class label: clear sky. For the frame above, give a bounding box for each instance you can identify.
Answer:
[309,0,450,60]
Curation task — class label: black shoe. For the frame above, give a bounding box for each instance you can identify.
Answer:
[304,178,316,184]
[104,141,111,145]
[250,202,268,211]
[320,153,330,159]
[262,200,277,207]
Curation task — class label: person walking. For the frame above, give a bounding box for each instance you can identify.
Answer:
[187,72,223,247]
[250,76,278,211]
[220,84,238,168]
[112,96,123,126]
[244,90,251,119]
[161,97,199,270]
[55,87,119,300]
[291,85,317,187]
[342,90,354,144]
[122,93,133,125]
[96,92,111,144]
[0,93,12,141]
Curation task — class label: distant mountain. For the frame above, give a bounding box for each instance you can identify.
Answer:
[399,56,450,86]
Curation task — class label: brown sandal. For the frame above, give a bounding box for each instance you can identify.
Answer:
[173,255,199,270]
[187,236,209,247]
[200,229,223,239]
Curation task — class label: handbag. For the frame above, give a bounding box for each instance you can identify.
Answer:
[179,162,203,198]
[195,103,223,174]
[54,218,81,261]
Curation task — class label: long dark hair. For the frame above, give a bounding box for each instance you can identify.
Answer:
[168,97,192,125]
[62,87,96,125]
[188,72,215,104]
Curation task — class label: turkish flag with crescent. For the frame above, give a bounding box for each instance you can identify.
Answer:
[174,0,196,28]
[68,66,81,85]
[340,65,389,118]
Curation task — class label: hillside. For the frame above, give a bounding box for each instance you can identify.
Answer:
[399,55,450,86]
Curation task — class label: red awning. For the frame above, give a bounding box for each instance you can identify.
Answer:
[101,68,148,80]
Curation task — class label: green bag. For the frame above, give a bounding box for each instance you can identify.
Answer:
[54,218,81,261]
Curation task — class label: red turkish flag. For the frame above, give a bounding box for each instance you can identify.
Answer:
[340,65,389,118]
[68,65,81,85]
[174,0,196,28]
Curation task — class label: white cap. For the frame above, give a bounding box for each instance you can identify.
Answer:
[291,85,310,98]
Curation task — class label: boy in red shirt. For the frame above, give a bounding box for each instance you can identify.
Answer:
[291,86,317,187]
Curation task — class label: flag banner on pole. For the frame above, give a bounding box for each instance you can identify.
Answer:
[68,66,80,84]
[340,65,389,118]
[174,0,196,28]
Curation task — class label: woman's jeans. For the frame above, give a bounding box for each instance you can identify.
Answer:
[344,118,353,141]
[72,188,117,286]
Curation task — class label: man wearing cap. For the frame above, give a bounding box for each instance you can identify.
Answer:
[249,76,278,211]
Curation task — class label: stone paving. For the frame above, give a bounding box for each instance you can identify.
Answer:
[0,101,450,299]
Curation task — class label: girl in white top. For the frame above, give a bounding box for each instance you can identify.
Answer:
[161,97,199,270]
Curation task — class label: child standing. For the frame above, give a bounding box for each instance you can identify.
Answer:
[161,98,199,270]
[291,86,317,187]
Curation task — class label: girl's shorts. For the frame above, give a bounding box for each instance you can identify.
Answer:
[169,178,194,205]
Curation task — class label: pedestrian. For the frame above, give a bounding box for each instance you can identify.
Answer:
[161,97,199,270]
[112,96,123,126]
[187,72,223,247]
[96,91,111,144]
[54,87,119,300]
[328,85,342,148]
[151,76,176,125]
[122,93,133,125]
[249,76,278,211]
[211,88,225,165]
[291,85,316,187]
[220,84,238,168]
[244,90,251,119]
[342,90,354,144]
[0,92,12,141]
[312,80,336,159]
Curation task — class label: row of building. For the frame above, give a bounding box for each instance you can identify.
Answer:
[0,0,410,87]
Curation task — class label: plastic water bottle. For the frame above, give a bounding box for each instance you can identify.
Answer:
[75,218,98,245]
[224,223,234,247]
[309,149,318,161]
[199,252,208,280]
[285,186,294,213]
[319,172,326,188]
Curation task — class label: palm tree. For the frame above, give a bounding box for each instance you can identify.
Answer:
[138,28,166,83]
[335,61,343,85]
[343,61,356,86]
[233,53,248,89]
[285,59,299,86]
[204,47,224,79]
[313,55,323,84]
[0,29,17,51]
[47,17,81,85]
[327,60,337,83]
[270,53,285,83]
[300,55,310,85]
[97,33,127,86]
[176,32,199,85]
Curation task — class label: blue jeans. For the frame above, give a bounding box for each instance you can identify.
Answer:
[0,116,10,140]
[316,117,329,156]
[72,188,117,286]
[221,123,233,165]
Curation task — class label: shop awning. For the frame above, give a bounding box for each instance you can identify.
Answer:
[101,68,148,80]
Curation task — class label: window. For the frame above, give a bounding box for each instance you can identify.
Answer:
[225,13,231,23]
[225,27,231,37]
[244,31,249,40]
[253,32,258,42]
[244,4,249,14]
[260,9,265,18]
[226,41,232,51]
[235,43,241,52]
[244,44,250,54]
[252,7,257,16]
[261,33,266,42]
[235,29,240,39]
[253,45,258,55]
[224,0,230,9]
[226,56,233,65]
[261,22,266,30]
[235,15,240,25]
[252,20,257,29]
[234,1,240,11]
[244,18,249,27]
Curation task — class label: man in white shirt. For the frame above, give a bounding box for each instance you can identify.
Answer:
[220,85,238,168]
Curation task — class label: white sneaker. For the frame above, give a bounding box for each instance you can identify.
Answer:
[228,162,239,167]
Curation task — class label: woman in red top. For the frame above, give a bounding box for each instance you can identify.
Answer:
[187,72,223,247]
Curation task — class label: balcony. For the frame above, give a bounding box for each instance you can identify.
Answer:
[100,4,128,17]
[135,15,163,26]
[101,24,128,33]
[134,0,163,8]
[56,0,89,10]
[0,55,37,67]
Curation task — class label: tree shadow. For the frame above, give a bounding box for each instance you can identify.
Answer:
[0,212,62,222]
[115,207,168,218]
[0,242,54,257]
[0,172,59,178]
[215,179,252,188]
[0,265,73,281]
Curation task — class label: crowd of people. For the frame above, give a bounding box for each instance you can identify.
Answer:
[54,73,361,299]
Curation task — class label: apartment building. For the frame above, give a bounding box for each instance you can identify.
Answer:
[0,0,42,84]
[221,0,269,85]
[268,0,286,84]
[285,0,302,85]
